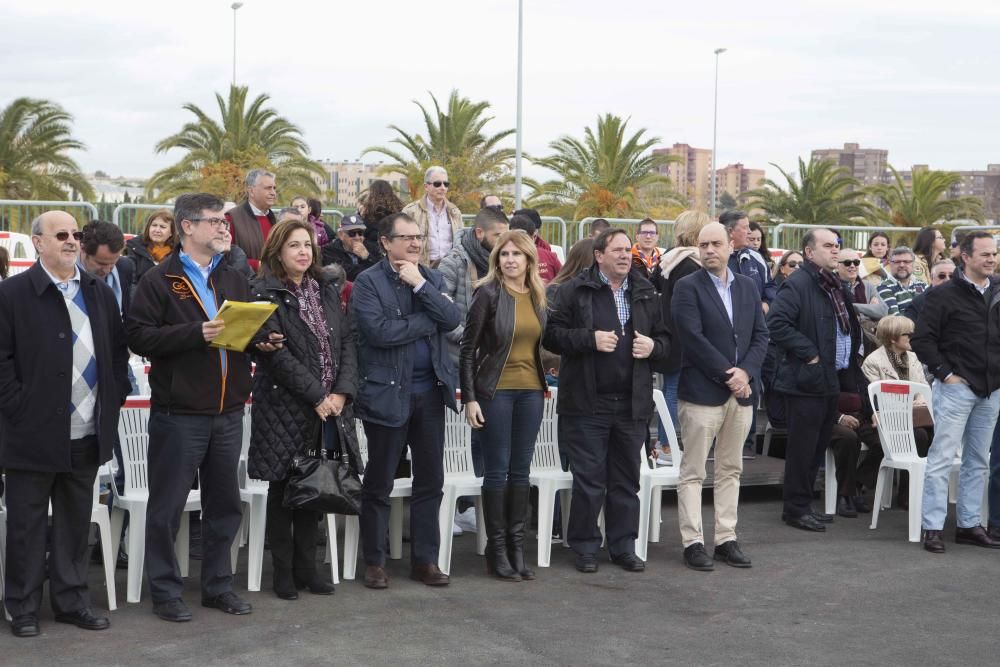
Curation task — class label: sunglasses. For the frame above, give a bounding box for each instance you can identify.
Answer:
[784,260,800,268]
[345,229,365,237]
[839,259,861,267]
[47,231,84,242]
[427,181,450,188]
[935,272,952,280]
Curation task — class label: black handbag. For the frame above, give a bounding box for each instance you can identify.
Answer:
[283,421,363,515]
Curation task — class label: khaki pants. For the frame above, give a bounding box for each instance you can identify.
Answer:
[677,396,752,547]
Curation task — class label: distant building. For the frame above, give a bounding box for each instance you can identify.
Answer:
[654,143,713,212]
[811,142,888,189]
[86,174,145,203]
[715,163,765,202]
[897,163,1000,221]
[314,161,408,209]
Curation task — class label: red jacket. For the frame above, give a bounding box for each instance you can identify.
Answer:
[534,235,561,283]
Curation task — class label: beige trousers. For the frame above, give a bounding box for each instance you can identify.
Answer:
[677,396,752,547]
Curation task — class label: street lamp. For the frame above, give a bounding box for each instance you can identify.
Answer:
[514,0,524,210]
[710,47,726,218]
[231,2,244,86]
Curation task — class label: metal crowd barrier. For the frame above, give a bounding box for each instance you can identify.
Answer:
[0,200,99,234]
[575,217,676,246]
[769,223,923,252]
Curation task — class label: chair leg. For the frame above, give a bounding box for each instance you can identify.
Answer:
[177,512,190,579]
[93,510,117,611]
[560,490,571,548]
[474,496,486,556]
[908,463,925,543]
[247,495,267,592]
[343,515,360,580]
[126,511,146,604]
[649,487,663,543]
[535,484,555,568]
[636,476,651,562]
[231,509,246,574]
[762,430,772,457]
[870,466,887,531]
[389,497,403,560]
[824,448,837,516]
[326,514,340,585]
[109,506,124,560]
[437,487,458,576]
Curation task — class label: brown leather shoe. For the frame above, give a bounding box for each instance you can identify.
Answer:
[363,565,388,589]
[410,563,450,586]
[988,525,1000,541]
[923,529,945,554]
[955,525,1000,549]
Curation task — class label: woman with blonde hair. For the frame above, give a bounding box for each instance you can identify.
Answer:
[460,229,547,581]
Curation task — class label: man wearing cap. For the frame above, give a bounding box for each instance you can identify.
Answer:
[323,214,381,281]
[402,166,464,267]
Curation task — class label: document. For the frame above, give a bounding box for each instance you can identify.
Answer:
[209,300,278,351]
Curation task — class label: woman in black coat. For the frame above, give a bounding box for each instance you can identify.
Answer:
[125,209,175,288]
[248,218,358,600]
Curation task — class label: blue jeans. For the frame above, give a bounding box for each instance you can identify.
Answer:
[479,389,544,489]
[989,418,1000,528]
[658,372,680,443]
[921,382,1000,531]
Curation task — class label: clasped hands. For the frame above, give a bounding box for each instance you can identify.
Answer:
[315,394,347,421]
[594,330,654,359]
[725,367,752,400]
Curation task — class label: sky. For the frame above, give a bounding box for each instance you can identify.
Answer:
[2,0,999,186]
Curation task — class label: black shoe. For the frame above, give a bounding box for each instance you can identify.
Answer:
[836,496,858,518]
[11,614,39,637]
[851,495,872,514]
[153,598,193,622]
[202,591,252,615]
[611,552,646,572]
[683,543,715,571]
[506,484,536,580]
[988,525,1000,541]
[54,608,110,631]
[955,525,1000,549]
[575,553,599,573]
[713,541,752,568]
[273,570,298,600]
[482,487,521,581]
[300,578,335,595]
[811,512,835,524]
[923,529,945,554]
[784,513,827,532]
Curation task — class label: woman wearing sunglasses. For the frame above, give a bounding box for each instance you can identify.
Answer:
[773,250,803,286]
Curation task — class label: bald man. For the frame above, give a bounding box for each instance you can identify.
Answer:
[0,211,130,636]
[671,223,769,570]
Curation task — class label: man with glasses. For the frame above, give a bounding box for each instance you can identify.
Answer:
[902,258,954,322]
[873,246,927,315]
[350,213,460,589]
[322,214,380,281]
[227,168,278,272]
[836,248,876,304]
[402,166,463,267]
[0,211,130,637]
[128,193,258,622]
[631,218,664,280]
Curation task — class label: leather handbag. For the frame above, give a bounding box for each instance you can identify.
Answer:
[912,404,934,429]
[283,423,363,515]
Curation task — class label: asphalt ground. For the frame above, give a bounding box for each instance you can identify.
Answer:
[3,485,998,666]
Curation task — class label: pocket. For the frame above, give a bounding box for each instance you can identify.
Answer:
[795,361,826,393]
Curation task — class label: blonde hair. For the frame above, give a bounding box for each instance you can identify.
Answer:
[477,230,547,310]
[876,315,914,348]
[674,210,712,247]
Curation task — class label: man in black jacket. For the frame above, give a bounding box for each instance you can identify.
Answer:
[128,193,255,622]
[0,211,130,637]
[767,228,863,532]
[543,229,670,573]
[911,231,1000,553]
[321,214,380,280]
[672,222,768,571]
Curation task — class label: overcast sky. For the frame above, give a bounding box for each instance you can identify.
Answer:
[3,0,998,185]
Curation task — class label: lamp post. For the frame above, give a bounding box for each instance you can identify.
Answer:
[514,0,524,210]
[231,2,244,86]
[710,47,726,218]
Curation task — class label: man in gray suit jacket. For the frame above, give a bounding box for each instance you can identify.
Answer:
[671,222,769,572]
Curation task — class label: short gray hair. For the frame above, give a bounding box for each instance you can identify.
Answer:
[245,169,276,188]
[890,246,914,261]
[277,207,302,221]
[30,214,44,236]
[424,166,447,183]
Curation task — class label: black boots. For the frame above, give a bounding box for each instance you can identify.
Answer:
[482,487,521,581]
[506,484,536,580]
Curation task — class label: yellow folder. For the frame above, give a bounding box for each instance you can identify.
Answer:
[209,300,278,352]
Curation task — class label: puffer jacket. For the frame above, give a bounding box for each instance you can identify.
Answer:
[459,280,547,403]
[247,270,358,481]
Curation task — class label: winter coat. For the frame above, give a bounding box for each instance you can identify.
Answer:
[438,227,482,366]
[401,197,464,265]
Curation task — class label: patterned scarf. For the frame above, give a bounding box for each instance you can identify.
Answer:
[886,347,910,381]
[816,265,851,334]
[288,275,335,390]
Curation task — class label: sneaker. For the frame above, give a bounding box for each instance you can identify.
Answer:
[454,507,477,533]
[452,521,463,536]
[656,446,673,466]
[742,445,756,460]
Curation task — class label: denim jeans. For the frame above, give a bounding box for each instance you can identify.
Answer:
[657,372,680,444]
[479,389,544,489]
[921,381,1000,531]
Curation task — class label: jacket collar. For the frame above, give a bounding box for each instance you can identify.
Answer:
[27,260,96,297]
[577,265,655,299]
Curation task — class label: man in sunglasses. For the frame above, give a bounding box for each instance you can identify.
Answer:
[0,211,131,636]
[322,214,380,281]
[836,249,877,304]
[902,258,954,323]
[873,246,927,316]
[402,166,463,267]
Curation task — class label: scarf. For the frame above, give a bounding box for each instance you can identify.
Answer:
[631,244,661,272]
[659,247,701,278]
[288,275,335,391]
[816,265,851,334]
[886,347,910,381]
[460,228,491,278]
[149,243,172,263]
[309,215,330,247]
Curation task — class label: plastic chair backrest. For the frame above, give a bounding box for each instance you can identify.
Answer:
[0,232,36,260]
[442,408,474,475]
[117,404,151,496]
[652,389,682,470]
[868,380,933,462]
[530,389,560,471]
[355,419,369,467]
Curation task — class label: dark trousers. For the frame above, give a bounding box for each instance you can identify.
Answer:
[828,423,862,497]
[562,399,645,558]
[782,394,838,517]
[266,479,320,582]
[4,437,99,617]
[989,420,1000,528]
[480,389,545,489]
[145,410,243,603]
[361,389,445,566]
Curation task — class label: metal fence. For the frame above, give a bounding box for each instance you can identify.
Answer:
[0,200,99,234]
[575,217,676,246]
[461,214,568,250]
[769,223,924,253]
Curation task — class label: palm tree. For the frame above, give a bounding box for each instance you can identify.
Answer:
[743,157,874,226]
[0,97,94,202]
[363,90,516,211]
[870,166,984,226]
[528,114,682,219]
[146,85,325,202]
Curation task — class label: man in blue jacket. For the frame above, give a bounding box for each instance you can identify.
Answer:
[672,222,769,571]
[351,212,461,589]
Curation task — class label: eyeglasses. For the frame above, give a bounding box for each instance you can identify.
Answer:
[890,258,913,265]
[839,259,861,267]
[45,230,84,242]
[345,229,365,238]
[935,272,952,280]
[637,231,658,237]
[189,216,230,230]
[951,242,959,248]
[784,260,800,268]
[390,234,425,242]
[427,181,450,188]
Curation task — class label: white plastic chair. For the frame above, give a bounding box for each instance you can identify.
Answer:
[436,409,486,576]
[111,400,202,603]
[0,231,36,260]
[233,404,274,591]
[551,244,565,264]
[87,473,118,611]
[638,390,684,560]
[529,389,572,567]
[867,380,936,542]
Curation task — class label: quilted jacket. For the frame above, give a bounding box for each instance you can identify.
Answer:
[247,270,358,481]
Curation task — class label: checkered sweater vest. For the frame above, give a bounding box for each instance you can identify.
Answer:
[66,288,98,438]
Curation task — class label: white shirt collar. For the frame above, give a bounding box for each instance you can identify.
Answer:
[40,260,81,288]
[249,202,269,216]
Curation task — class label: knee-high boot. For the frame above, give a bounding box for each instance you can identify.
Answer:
[482,486,521,581]
[507,483,536,580]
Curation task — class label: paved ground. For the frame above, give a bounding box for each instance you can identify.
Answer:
[4,486,999,666]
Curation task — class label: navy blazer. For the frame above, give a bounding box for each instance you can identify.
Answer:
[672,268,770,407]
